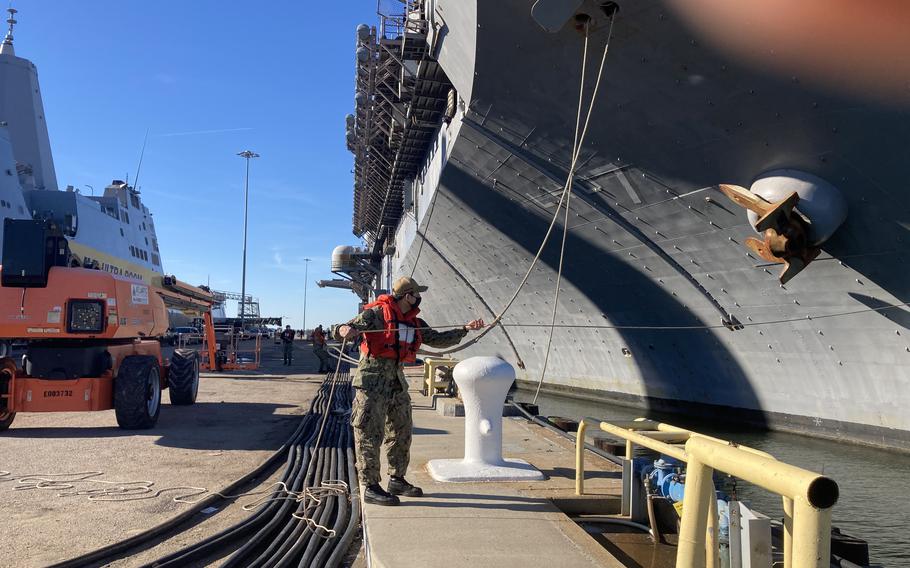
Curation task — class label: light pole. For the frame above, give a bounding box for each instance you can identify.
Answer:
[302,258,311,334]
[237,150,259,335]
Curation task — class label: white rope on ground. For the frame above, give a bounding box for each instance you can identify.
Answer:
[422,16,615,358]
[0,471,313,507]
[0,341,353,540]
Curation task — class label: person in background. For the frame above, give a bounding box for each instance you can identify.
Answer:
[280,324,296,365]
[336,276,484,506]
[311,324,330,373]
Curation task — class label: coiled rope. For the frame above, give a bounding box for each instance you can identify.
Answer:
[2,340,353,545]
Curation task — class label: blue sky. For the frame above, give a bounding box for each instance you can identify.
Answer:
[17,1,377,329]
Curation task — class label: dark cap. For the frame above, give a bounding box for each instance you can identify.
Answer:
[392,276,428,297]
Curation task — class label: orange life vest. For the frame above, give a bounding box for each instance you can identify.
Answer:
[360,294,422,363]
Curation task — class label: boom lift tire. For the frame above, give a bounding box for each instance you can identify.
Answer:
[168,349,199,406]
[114,355,162,430]
[0,357,16,431]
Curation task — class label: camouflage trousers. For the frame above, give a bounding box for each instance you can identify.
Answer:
[351,379,412,486]
[313,345,331,371]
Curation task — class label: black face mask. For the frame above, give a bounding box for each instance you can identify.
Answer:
[410,296,422,309]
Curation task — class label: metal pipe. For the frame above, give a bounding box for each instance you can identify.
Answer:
[570,516,654,536]
[707,489,719,568]
[302,258,311,333]
[646,495,662,544]
[685,437,838,510]
[597,421,688,461]
[577,417,832,568]
[680,436,838,568]
[792,499,833,568]
[677,456,714,568]
[236,150,259,334]
[576,418,588,495]
[783,496,794,568]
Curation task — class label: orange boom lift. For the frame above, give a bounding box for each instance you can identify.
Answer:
[0,219,217,431]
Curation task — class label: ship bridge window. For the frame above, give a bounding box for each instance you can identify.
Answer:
[152,253,160,266]
[144,237,148,245]
[120,228,124,237]
[130,194,140,208]
[122,211,130,224]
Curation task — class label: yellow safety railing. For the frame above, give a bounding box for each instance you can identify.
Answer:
[575,417,838,568]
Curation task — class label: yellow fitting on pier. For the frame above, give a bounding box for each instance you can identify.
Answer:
[574,417,838,568]
[422,357,458,396]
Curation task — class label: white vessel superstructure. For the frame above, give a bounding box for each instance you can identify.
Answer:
[0,7,163,284]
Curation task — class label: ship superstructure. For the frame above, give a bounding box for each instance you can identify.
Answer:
[342,1,910,450]
[0,8,163,284]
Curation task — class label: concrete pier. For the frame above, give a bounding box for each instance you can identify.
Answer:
[361,367,627,567]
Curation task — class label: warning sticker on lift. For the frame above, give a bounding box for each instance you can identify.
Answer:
[47,306,61,324]
[131,284,149,305]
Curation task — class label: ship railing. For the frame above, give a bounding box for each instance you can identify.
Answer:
[575,417,838,568]
[377,0,426,40]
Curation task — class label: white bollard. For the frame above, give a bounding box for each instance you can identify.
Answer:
[427,356,544,482]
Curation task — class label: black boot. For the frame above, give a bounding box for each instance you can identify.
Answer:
[363,483,400,506]
[387,476,423,497]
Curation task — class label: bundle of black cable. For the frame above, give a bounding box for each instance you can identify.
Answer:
[150,369,358,568]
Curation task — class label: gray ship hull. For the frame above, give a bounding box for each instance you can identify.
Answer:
[356,1,910,450]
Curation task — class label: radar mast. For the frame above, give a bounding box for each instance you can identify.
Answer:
[0,7,16,55]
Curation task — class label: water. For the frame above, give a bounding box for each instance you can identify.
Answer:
[514,390,910,566]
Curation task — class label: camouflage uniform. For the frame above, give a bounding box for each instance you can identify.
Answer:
[339,306,467,486]
[311,328,331,373]
[313,343,330,372]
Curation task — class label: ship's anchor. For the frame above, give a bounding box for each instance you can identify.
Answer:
[718,183,821,284]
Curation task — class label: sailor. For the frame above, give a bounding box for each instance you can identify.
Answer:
[280,324,296,366]
[311,324,330,373]
[336,276,484,505]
